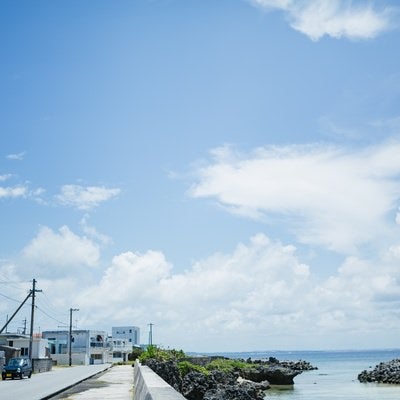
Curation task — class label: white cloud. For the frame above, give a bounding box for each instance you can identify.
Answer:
[6,230,400,350]
[21,226,100,277]
[72,234,317,349]
[56,184,120,210]
[0,174,12,182]
[251,0,393,40]
[75,250,172,325]
[0,185,27,198]
[189,141,400,254]
[6,151,26,161]
[0,172,45,202]
[0,175,45,202]
[34,233,400,350]
[80,214,112,245]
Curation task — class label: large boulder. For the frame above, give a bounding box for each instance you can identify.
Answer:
[182,371,213,400]
[241,365,301,385]
[203,382,267,400]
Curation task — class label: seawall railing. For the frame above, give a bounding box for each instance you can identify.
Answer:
[133,361,186,400]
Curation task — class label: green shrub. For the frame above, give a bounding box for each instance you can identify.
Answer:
[139,345,186,363]
[128,347,144,361]
[178,361,209,377]
[206,358,255,373]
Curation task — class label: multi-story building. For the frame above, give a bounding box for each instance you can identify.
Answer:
[109,326,140,362]
[112,326,140,346]
[42,330,109,365]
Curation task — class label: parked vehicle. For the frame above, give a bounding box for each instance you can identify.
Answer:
[1,357,32,380]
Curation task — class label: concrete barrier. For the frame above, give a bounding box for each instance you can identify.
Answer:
[133,361,186,400]
[33,358,53,373]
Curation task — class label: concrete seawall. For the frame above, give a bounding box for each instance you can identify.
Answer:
[133,361,186,400]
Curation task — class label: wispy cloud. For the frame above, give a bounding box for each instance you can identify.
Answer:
[80,214,112,245]
[0,185,27,199]
[0,176,44,201]
[6,151,26,161]
[251,0,394,40]
[0,174,13,182]
[189,141,400,254]
[56,184,121,210]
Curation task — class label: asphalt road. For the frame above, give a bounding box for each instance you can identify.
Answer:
[0,364,111,400]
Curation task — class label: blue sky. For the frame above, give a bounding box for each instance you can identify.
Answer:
[1,0,400,352]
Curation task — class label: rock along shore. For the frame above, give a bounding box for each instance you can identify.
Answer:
[358,359,400,384]
[143,356,317,400]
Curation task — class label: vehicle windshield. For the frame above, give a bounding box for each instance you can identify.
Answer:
[8,358,24,367]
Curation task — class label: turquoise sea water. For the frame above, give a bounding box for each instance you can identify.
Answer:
[211,349,400,400]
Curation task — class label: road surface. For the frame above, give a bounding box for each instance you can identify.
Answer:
[0,364,111,400]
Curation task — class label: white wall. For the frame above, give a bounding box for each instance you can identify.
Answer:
[12,337,49,359]
[51,353,88,365]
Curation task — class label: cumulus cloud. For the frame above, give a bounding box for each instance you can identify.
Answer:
[21,226,100,277]
[36,233,400,350]
[72,234,316,349]
[251,0,393,40]
[189,141,400,254]
[6,230,400,350]
[56,184,120,210]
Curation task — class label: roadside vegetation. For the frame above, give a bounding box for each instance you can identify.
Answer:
[136,345,259,377]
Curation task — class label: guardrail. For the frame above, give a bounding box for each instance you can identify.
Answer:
[133,361,186,400]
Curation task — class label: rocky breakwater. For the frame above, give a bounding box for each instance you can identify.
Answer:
[143,356,317,400]
[358,359,400,384]
[247,356,318,372]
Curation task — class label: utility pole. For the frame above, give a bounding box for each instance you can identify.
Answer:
[29,279,42,362]
[0,291,32,334]
[69,308,79,366]
[148,323,154,346]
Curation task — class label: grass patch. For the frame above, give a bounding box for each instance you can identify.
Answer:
[178,361,210,377]
[206,358,257,373]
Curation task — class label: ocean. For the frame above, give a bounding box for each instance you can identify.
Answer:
[210,349,400,399]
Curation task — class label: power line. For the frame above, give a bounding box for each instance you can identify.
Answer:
[0,292,23,304]
[38,292,69,318]
[35,305,68,327]
[0,275,30,290]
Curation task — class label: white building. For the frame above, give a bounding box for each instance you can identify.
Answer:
[112,326,140,346]
[0,333,49,359]
[110,326,140,362]
[42,330,109,365]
